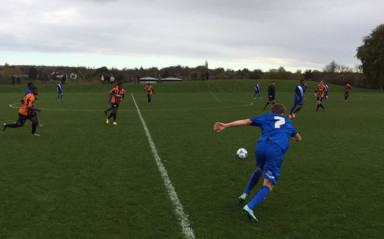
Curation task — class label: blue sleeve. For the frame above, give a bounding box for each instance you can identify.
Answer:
[249,115,263,127]
[290,128,298,137]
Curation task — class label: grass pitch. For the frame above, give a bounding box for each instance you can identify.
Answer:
[0,80,383,239]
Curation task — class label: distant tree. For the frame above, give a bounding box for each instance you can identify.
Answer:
[249,69,263,79]
[323,60,338,73]
[28,66,38,80]
[292,70,305,81]
[240,68,250,79]
[95,66,110,76]
[303,70,313,80]
[263,67,290,79]
[0,67,22,84]
[277,66,286,73]
[38,69,49,81]
[161,69,170,78]
[336,65,352,73]
[189,71,199,80]
[356,24,384,90]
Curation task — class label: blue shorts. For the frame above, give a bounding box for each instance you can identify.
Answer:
[255,90,260,94]
[293,97,303,105]
[58,90,63,94]
[255,141,284,185]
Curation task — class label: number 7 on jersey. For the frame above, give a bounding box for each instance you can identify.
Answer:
[274,116,286,128]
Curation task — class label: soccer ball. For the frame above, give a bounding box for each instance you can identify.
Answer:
[236,148,248,159]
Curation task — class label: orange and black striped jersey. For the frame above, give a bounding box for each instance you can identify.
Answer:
[344,84,352,93]
[316,84,327,98]
[109,87,125,104]
[19,93,35,116]
[144,85,154,95]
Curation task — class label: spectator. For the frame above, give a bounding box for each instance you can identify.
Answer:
[110,74,115,84]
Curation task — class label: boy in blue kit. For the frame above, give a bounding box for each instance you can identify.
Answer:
[57,81,63,100]
[289,80,305,119]
[253,82,261,99]
[214,103,301,223]
[323,83,329,101]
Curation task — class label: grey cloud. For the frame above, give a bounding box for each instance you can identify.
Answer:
[1,0,383,69]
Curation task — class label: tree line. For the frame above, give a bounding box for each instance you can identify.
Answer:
[1,24,383,89]
[0,62,364,87]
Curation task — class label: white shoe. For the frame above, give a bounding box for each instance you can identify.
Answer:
[32,133,40,136]
[238,193,248,203]
[242,205,258,223]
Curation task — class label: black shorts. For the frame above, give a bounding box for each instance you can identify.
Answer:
[269,95,275,101]
[317,97,323,101]
[18,113,33,124]
[111,103,119,109]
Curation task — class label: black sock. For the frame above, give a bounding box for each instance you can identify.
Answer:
[317,104,320,111]
[320,104,324,109]
[113,113,117,121]
[264,102,270,109]
[108,113,114,119]
[32,124,37,134]
[6,123,20,128]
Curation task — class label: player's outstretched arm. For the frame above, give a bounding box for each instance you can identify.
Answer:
[214,119,252,132]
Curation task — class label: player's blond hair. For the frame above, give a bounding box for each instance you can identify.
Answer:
[270,103,286,115]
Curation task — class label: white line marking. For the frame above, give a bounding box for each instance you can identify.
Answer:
[209,91,221,103]
[131,94,195,239]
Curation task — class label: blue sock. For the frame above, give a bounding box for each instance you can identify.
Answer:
[61,95,63,99]
[290,107,295,114]
[247,185,271,209]
[244,170,262,195]
[35,116,39,125]
[293,108,301,114]
[105,107,113,113]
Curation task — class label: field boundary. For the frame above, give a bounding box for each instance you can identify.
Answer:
[131,93,195,239]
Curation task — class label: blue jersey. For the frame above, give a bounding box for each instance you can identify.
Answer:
[249,113,298,153]
[57,83,63,92]
[302,85,307,93]
[255,84,260,92]
[295,85,304,99]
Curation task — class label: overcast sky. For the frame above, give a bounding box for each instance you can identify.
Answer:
[1,0,383,71]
